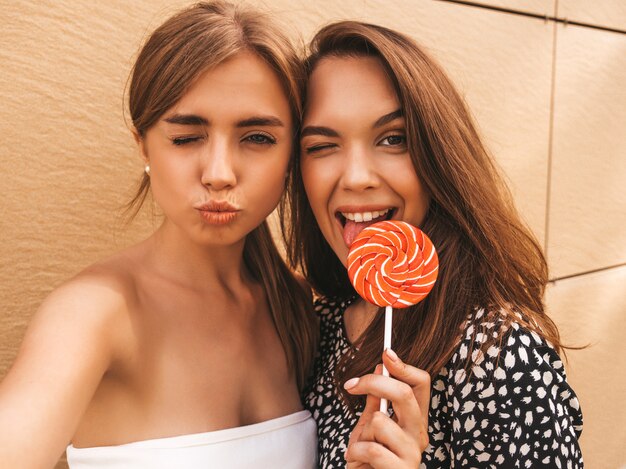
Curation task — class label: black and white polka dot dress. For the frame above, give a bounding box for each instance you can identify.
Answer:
[303,297,584,468]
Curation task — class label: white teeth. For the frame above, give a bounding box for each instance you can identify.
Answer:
[341,208,391,222]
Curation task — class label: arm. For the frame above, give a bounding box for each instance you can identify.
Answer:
[446,325,584,468]
[0,274,128,469]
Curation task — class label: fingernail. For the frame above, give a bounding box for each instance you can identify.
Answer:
[386,348,399,362]
[344,377,360,390]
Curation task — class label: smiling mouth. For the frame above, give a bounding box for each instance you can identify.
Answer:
[336,208,396,247]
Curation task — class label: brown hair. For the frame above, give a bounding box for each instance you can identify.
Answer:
[283,21,564,406]
[127,1,317,390]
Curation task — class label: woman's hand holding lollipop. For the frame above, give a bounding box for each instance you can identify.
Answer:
[345,221,438,468]
[344,351,431,468]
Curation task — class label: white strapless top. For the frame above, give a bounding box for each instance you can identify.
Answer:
[66,410,317,468]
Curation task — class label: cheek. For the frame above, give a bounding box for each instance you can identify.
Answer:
[259,172,286,203]
[301,159,329,213]
[401,174,430,225]
[248,155,290,208]
[379,157,430,225]
[150,161,194,209]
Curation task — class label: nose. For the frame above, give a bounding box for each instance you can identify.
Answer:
[201,139,237,190]
[339,145,380,192]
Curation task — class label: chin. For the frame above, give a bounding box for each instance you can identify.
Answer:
[331,244,349,268]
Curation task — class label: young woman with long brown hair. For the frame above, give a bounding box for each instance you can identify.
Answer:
[0,2,317,468]
[284,21,583,468]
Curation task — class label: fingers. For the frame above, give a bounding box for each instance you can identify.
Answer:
[382,349,431,430]
[347,365,382,446]
[346,440,401,468]
[344,351,430,447]
[346,460,372,469]
[359,411,421,463]
[345,354,430,468]
[344,371,422,432]
[383,349,430,410]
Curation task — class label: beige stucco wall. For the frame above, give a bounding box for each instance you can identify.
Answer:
[1,1,624,467]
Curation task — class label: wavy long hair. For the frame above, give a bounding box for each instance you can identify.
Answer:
[283,21,563,406]
[127,1,317,390]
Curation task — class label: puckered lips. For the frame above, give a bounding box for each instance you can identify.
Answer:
[335,205,396,246]
[195,200,241,225]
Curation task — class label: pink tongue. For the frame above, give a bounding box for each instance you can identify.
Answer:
[343,216,386,246]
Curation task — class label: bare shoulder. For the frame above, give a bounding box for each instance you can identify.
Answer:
[0,251,143,467]
[38,253,138,323]
[25,249,144,361]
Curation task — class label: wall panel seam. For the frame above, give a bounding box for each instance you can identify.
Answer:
[544,0,558,259]
[436,0,626,35]
[549,262,626,283]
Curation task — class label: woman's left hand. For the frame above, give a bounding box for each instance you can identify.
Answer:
[344,349,431,468]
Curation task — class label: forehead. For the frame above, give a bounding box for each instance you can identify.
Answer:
[170,51,292,123]
[305,56,399,122]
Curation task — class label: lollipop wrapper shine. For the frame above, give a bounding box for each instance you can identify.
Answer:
[347,220,438,308]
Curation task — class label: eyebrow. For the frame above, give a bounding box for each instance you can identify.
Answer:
[301,109,404,138]
[236,116,284,128]
[373,109,403,128]
[300,126,340,138]
[162,114,284,128]
[163,114,208,126]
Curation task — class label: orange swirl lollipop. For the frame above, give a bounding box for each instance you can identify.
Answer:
[347,220,438,308]
[347,220,439,412]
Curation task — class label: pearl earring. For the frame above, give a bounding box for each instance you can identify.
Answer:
[145,164,151,175]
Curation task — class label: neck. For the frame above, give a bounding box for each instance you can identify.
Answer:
[142,219,251,290]
[344,298,380,342]
[353,298,380,316]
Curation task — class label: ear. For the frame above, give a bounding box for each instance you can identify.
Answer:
[132,129,149,165]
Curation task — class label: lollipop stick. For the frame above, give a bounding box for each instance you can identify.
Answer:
[380,305,393,413]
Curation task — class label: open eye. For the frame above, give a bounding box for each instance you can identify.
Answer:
[379,134,406,147]
[171,136,202,146]
[244,132,276,145]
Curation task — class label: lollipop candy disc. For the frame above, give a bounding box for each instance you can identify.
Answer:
[347,220,438,308]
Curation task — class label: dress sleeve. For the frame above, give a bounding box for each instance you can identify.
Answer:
[445,322,584,468]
